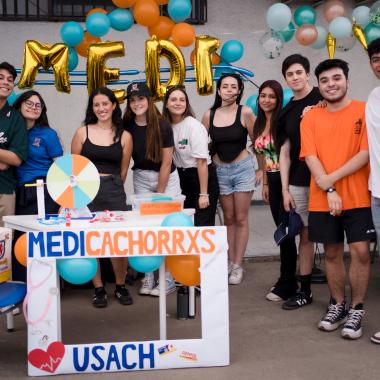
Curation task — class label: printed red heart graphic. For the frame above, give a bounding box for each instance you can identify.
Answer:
[28,341,65,373]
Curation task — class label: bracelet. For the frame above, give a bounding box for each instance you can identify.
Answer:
[263,183,268,186]
[199,193,209,197]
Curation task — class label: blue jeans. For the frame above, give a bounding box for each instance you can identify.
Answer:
[371,196,380,245]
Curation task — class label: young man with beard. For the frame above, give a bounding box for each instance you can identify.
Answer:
[365,38,380,344]
[300,59,375,340]
[0,62,27,226]
[271,54,323,309]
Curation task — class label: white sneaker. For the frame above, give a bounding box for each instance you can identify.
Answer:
[228,265,243,285]
[139,274,154,295]
[150,278,176,296]
[266,291,283,302]
[228,260,233,275]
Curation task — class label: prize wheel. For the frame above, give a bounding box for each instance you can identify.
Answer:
[46,154,100,209]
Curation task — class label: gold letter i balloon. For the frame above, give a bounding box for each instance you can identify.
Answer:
[194,35,220,96]
[87,41,125,102]
[19,40,70,93]
[145,36,185,101]
[352,20,368,50]
[326,32,336,59]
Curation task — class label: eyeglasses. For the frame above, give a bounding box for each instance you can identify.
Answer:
[25,99,43,110]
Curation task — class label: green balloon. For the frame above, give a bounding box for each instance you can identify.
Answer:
[294,5,317,27]
[278,22,295,42]
[365,23,380,43]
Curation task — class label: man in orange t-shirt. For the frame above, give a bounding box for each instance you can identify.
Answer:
[300,59,375,341]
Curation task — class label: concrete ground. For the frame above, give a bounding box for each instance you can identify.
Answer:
[2,205,380,379]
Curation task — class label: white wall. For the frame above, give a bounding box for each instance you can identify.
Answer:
[0,0,378,196]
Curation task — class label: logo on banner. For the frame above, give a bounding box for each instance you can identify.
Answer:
[0,240,5,259]
[28,341,65,373]
[179,350,198,361]
[158,344,176,356]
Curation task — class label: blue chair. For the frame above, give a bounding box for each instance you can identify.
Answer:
[0,227,27,331]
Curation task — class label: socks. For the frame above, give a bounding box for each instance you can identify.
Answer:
[299,274,312,296]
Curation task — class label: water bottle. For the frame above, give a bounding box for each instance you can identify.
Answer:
[177,286,189,320]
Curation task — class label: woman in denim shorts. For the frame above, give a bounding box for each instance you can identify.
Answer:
[202,73,257,285]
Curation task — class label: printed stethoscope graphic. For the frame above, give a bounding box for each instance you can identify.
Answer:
[23,259,58,326]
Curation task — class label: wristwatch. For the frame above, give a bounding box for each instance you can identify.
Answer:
[326,187,336,193]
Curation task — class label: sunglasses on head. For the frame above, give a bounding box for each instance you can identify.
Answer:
[166,84,186,92]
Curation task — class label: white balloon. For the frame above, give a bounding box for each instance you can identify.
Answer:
[266,3,292,32]
[352,6,370,28]
[329,16,352,39]
[259,30,284,59]
[311,26,328,49]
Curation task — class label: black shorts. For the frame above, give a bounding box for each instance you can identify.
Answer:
[308,208,376,244]
[88,175,128,212]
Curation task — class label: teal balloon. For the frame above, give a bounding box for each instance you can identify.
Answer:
[168,0,192,23]
[8,91,21,106]
[57,258,97,285]
[294,5,317,27]
[266,3,292,31]
[283,88,293,108]
[108,9,134,31]
[86,13,110,37]
[352,6,370,28]
[68,48,78,71]
[60,21,84,47]
[220,40,244,63]
[246,94,258,116]
[278,22,295,42]
[161,212,194,227]
[365,23,380,44]
[128,256,164,273]
[311,26,328,49]
[329,17,352,39]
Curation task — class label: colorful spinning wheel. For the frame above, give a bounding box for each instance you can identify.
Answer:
[46,154,100,209]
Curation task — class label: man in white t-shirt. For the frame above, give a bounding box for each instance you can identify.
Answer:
[366,38,380,345]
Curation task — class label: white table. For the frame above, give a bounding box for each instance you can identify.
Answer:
[4,210,195,340]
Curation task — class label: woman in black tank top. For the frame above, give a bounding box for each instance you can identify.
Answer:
[202,73,257,285]
[71,87,133,308]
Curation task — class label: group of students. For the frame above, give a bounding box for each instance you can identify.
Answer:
[252,39,380,344]
[0,62,256,307]
[1,37,380,343]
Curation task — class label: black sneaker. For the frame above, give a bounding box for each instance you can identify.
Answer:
[282,291,313,310]
[318,300,347,331]
[115,285,133,305]
[341,305,365,340]
[92,287,107,308]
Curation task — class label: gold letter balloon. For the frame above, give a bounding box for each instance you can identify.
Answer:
[19,40,70,93]
[87,41,125,102]
[194,35,220,96]
[145,35,185,101]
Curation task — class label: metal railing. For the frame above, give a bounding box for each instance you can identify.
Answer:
[0,0,207,23]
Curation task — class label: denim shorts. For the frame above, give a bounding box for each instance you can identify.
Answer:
[215,155,256,195]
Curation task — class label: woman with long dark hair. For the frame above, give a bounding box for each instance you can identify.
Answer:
[123,82,181,297]
[253,80,298,301]
[12,90,63,281]
[202,73,256,285]
[71,87,133,308]
[162,85,219,226]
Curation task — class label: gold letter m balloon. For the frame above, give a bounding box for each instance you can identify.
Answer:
[19,40,70,93]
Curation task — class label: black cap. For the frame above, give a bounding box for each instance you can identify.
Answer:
[126,82,151,99]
